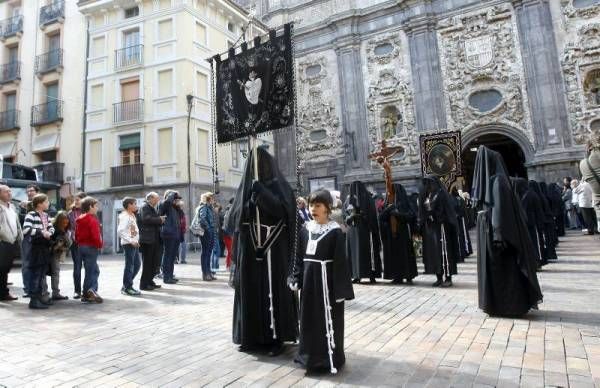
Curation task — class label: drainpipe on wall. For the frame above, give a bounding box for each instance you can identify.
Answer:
[80,17,90,191]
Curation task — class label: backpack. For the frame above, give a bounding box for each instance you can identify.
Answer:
[190,206,205,237]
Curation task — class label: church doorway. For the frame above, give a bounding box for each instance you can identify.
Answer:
[462,132,528,192]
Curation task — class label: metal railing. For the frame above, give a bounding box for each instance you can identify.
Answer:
[40,0,65,27]
[111,163,144,187]
[115,44,143,69]
[113,99,143,123]
[35,49,63,74]
[31,100,63,126]
[0,109,19,131]
[0,15,23,38]
[0,61,20,83]
[34,162,64,183]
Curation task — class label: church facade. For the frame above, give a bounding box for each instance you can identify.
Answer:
[239,0,600,193]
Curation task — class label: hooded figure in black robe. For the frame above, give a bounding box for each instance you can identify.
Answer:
[472,146,543,317]
[289,190,354,374]
[540,182,562,244]
[379,183,418,283]
[418,176,460,287]
[549,183,566,237]
[513,178,545,268]
[344,181,382,283]
[228,147,298,354]
[530,181,558,261]
[450,187,473,261]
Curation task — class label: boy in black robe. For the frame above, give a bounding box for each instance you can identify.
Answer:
[228,147,298,356]
[418,176,460,287]
[344,181,382,283]
[289,189,354,374]
[450,187,473,261]
[472,146,543,317]
[379,183,418,284]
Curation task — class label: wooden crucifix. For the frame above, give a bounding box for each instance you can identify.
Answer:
[369,140,404,236]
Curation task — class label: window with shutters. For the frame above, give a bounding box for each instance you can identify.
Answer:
[157,69,173,98]
[158,128,173,163]
[91,36,105,57]
[195,22,207,45]
[125,6,139,19]
[89,139,102,171]
[119,133,141,165]
[158,19,173,41]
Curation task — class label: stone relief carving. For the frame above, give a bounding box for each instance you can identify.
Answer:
[363,33,418,166]
[437,5,533,141]
[562,0,600,20]
[296,55,344,164]
[561,20,600,144]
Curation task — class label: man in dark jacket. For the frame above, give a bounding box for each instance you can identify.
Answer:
[139,192,165,290]
[159,190,181,284]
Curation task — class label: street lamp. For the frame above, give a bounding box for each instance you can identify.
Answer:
[186,94,194,226]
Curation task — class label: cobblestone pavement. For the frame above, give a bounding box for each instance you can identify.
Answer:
[1,231,599,387]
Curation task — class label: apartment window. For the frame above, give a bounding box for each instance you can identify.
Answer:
[197,129,209,164]
[38,150,57,163]
[91,36,105,57]
[157,69,173,98]
[89,138,102,171]
[195,22,207,45]
[125,6,139,19]
[157,127,173,163]
[227,22,235,33]
[90,84,104,110]
[158,19,173,41]
[119,133,141,165]
[196,72,208,99]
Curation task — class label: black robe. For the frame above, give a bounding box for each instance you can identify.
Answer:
[529,181,558,261]
[379,184,418,281]
[344,181,382,280]
[418,176,460,276]
[540,182,562,243]
[513,178,545,267]
[229,147,298,347]
[450,190,473,261]
[291,222,354,372]
[472,146,543,317]
[550,183,566,237]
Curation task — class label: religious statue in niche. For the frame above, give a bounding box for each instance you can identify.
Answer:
[380,106,403,140]
[584,70,600,106]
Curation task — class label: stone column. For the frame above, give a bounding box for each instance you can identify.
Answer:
[512,0,571,150]
[334,37,370,171]
[404,16,447,132]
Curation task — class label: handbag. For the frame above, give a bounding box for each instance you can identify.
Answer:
[190,206,205,237]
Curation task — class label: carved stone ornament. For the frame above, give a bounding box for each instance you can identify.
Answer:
[364,33,418,167]
[296,55,344,164]
[561,20,600,144]
[561,0,600,20]
[437,5,533,141]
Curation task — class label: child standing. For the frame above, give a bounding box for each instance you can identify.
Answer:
[23,194,55,309]
[118,197,141,296]
[41,211,72,301]
[75,197,103,304]
[289,189,354,374]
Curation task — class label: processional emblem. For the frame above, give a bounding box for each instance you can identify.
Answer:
[419,131,462,189]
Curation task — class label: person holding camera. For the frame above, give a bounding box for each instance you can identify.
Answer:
[160,190,182,284]
[139,192,165,291]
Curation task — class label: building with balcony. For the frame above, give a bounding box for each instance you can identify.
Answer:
[78,0,268,252]
[0,1,86,208]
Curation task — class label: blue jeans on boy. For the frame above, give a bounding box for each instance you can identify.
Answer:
[79,246,100,293]
[123,244,141,289]
[70,243,82,294]
[211,238,220,271]
[162,238,179,281]
[179,240,187,263]
[27,264,45,297]
[200,234,214,276]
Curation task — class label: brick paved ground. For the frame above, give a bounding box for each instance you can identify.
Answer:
[1,231,599,387]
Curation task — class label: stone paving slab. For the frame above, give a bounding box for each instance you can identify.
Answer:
[0,231,599,387]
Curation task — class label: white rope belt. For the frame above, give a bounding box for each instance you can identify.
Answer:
[461,218,469,252]
[369,233,375,272]
[304,258,337,374]
[440,223,449,277]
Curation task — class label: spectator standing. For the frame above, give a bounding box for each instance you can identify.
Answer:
[176,200,188,264]
[563,177,577,230]
[574,179,597,234]
[0,184,22,301]
[41,211,71,301]
[23,194,55,309]
[67,192,86,299]
[139,192,164,291]
[196,192,215,281]
[160,190,182,284]
[118,198,142,296]
[19,183,40,296]
[211,203,222,274]
[75,197,103,304]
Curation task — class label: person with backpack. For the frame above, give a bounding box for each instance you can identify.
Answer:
[192,192,215,281]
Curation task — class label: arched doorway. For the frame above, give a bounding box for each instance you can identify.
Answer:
[462,128,531,191]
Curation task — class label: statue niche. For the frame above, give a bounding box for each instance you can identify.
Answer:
[380,106,403,140]
[584,69,600,106]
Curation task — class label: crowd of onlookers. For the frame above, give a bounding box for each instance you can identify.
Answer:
[562,176,599,235]
[0,183,234,309]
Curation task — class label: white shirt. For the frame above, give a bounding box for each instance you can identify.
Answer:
[117,211,139,246]
[0,201,20,243]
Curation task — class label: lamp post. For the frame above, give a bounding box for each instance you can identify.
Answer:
[186,94,193,227]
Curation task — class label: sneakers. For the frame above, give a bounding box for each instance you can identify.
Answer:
[121,287,141,296]
[52,294,69,301]
[82,290,103,304]
[29,297,49,310]
[73,293,81,299]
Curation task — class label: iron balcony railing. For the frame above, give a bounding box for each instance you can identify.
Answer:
[40,0,65,27]
[115,44,143,69]
[0,61,20,83]
[0,109,19,131]
[0,15,23,39]
[111,163,144,187]
[31,100,63,126]
[113,99,143,123]
[35,49,63,74]
[34,162,64,183]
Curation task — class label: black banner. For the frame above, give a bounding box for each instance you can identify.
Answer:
[419,131,462,189]
[214,23,294,144]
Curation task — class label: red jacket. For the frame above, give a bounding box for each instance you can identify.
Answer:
[76,213,103,249]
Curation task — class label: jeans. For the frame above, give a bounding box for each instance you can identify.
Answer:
[79,246,100,293]
[28,264,46,297]
[140,242,161,287]
[211,238,221,270]
[200,234,214,276]
[123,245,141,289]
[0,240,19,297]
[161,238,179,281]
[41,254,62,297]
[21,238,31,293]
[179,240,187,263]
[70,243,82,294]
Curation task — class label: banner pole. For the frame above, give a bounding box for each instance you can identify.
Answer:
[252,135,261,245]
